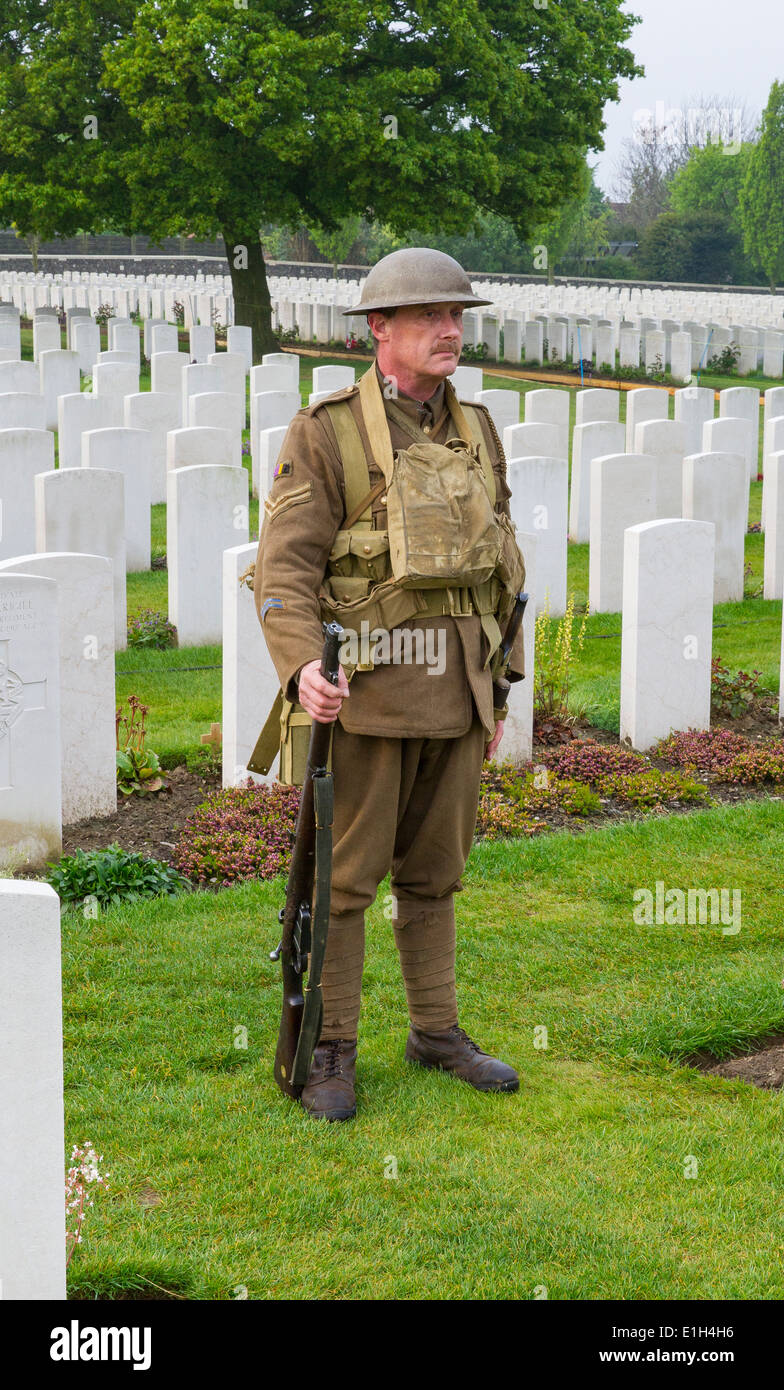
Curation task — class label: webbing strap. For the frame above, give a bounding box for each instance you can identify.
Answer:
[324,401,373,528]
[247,688,284,775]
[455,398,499,504]
[358,366,395,485]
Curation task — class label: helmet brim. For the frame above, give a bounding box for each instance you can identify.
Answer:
[342,292,494,315]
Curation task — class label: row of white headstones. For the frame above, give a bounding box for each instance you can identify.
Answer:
[7,264,784,379]
[1,312,784,842]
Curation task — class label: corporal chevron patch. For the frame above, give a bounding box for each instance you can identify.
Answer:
[263,480,313,521]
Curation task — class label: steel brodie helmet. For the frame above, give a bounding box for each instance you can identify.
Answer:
[343,247,493,315]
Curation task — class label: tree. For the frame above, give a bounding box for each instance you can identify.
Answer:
[307,216,362,276]
[740,80,784,291]
[0,2,136,254]
[613,119,684,233]
[538,164,612,277]
[0,1,641,357]
[636,211,740,283]
[669,141,754,228]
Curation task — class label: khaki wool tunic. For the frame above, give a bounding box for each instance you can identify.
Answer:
[254,363,524,740]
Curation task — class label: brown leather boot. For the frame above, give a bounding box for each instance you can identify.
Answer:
[405,1024,519,1093]
[299,1038,357,1121]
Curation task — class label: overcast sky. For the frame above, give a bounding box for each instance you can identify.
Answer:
[592,0,780,195]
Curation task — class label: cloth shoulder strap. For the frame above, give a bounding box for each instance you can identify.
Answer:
[322,399,373,530]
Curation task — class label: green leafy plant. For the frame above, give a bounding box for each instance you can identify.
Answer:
[534,591,588,721]
[706,343,740,375]
[46,842,191,909]
[462,341,489,361]
[127,608,177,649]
[116,694,165,795]
[710,655,767,718]
[184,743,222,778]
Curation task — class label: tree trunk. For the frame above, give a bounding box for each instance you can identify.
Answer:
[222,228,279,362]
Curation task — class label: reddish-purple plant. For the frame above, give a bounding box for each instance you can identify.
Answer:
[656,727,761,772]
[172,781,301,885]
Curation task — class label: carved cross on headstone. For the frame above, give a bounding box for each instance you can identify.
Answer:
[0,637,48,790]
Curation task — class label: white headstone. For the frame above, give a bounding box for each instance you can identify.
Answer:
[261,351,298,387]
[188,389,244,436]
[150,351,188,398]
[474,389,519,436]
[450,365,484,398]
[763,453,784,602]
[0,428,55,559]
[635,418,688,518]
[71,318,100,374]
[620,519,714,750]
[82,428,152,572]
[92,361,139,398]
[625,387,668,452]
[575,389,619,427]
[251,390,300,486]
[0,553,116,821]
[0,573,62,870]
[228,325,253,371]
[496,530,536,765]
[719,386,760,480]
[524,321,544,364]
[524,389,570,460]
[0,879,66,1298]
[167,425,240,472]
[35,469,127,650]
[167,465,249,646]
[150,323,179,356]
[674,385,714,457]
[312,365,355,395]
[39,349,80,430]
[507,456,567,616]
[0,392,46,431]
[504,422,563,460]
[57,392,124,471]
[124,391,182,504]
[189,325,216,363]
[569,421,625,543]
[0,361,39,395]
[588,455,657,614]
[222,542,281,785]
[682,452,746,603]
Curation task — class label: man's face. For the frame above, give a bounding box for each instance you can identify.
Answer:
[369,302,464,382]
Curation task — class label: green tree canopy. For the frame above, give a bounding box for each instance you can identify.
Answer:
[0,0,642,355]
[669,140,753,229]
[739,80,784,291]
[635,210,741,284]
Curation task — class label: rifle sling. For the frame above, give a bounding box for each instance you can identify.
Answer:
[291,769,334,1087]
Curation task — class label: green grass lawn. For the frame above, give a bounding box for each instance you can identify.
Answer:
[63,796,784,1300]
[20,329,780,1298]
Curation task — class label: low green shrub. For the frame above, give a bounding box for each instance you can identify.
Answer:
[46,842,192,910]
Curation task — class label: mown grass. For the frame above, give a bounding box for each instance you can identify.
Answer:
[63,796,784,1300]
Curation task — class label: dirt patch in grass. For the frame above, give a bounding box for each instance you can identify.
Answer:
[61,766,221,864]
[686,1035,784,1091]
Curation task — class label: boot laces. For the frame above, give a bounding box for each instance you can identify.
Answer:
[450,1024,482,1054]
[321,1038,349,1078]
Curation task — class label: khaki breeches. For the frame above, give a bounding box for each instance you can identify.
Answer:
[318,715,487,1039]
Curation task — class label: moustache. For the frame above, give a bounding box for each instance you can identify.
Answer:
[432,342,460,354]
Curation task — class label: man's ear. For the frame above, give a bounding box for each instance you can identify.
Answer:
[368,310,391,343]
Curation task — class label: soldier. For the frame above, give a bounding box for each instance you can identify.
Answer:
[254,247,526,1122]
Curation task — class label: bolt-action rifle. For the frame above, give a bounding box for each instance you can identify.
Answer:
[270,621,342,1100]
